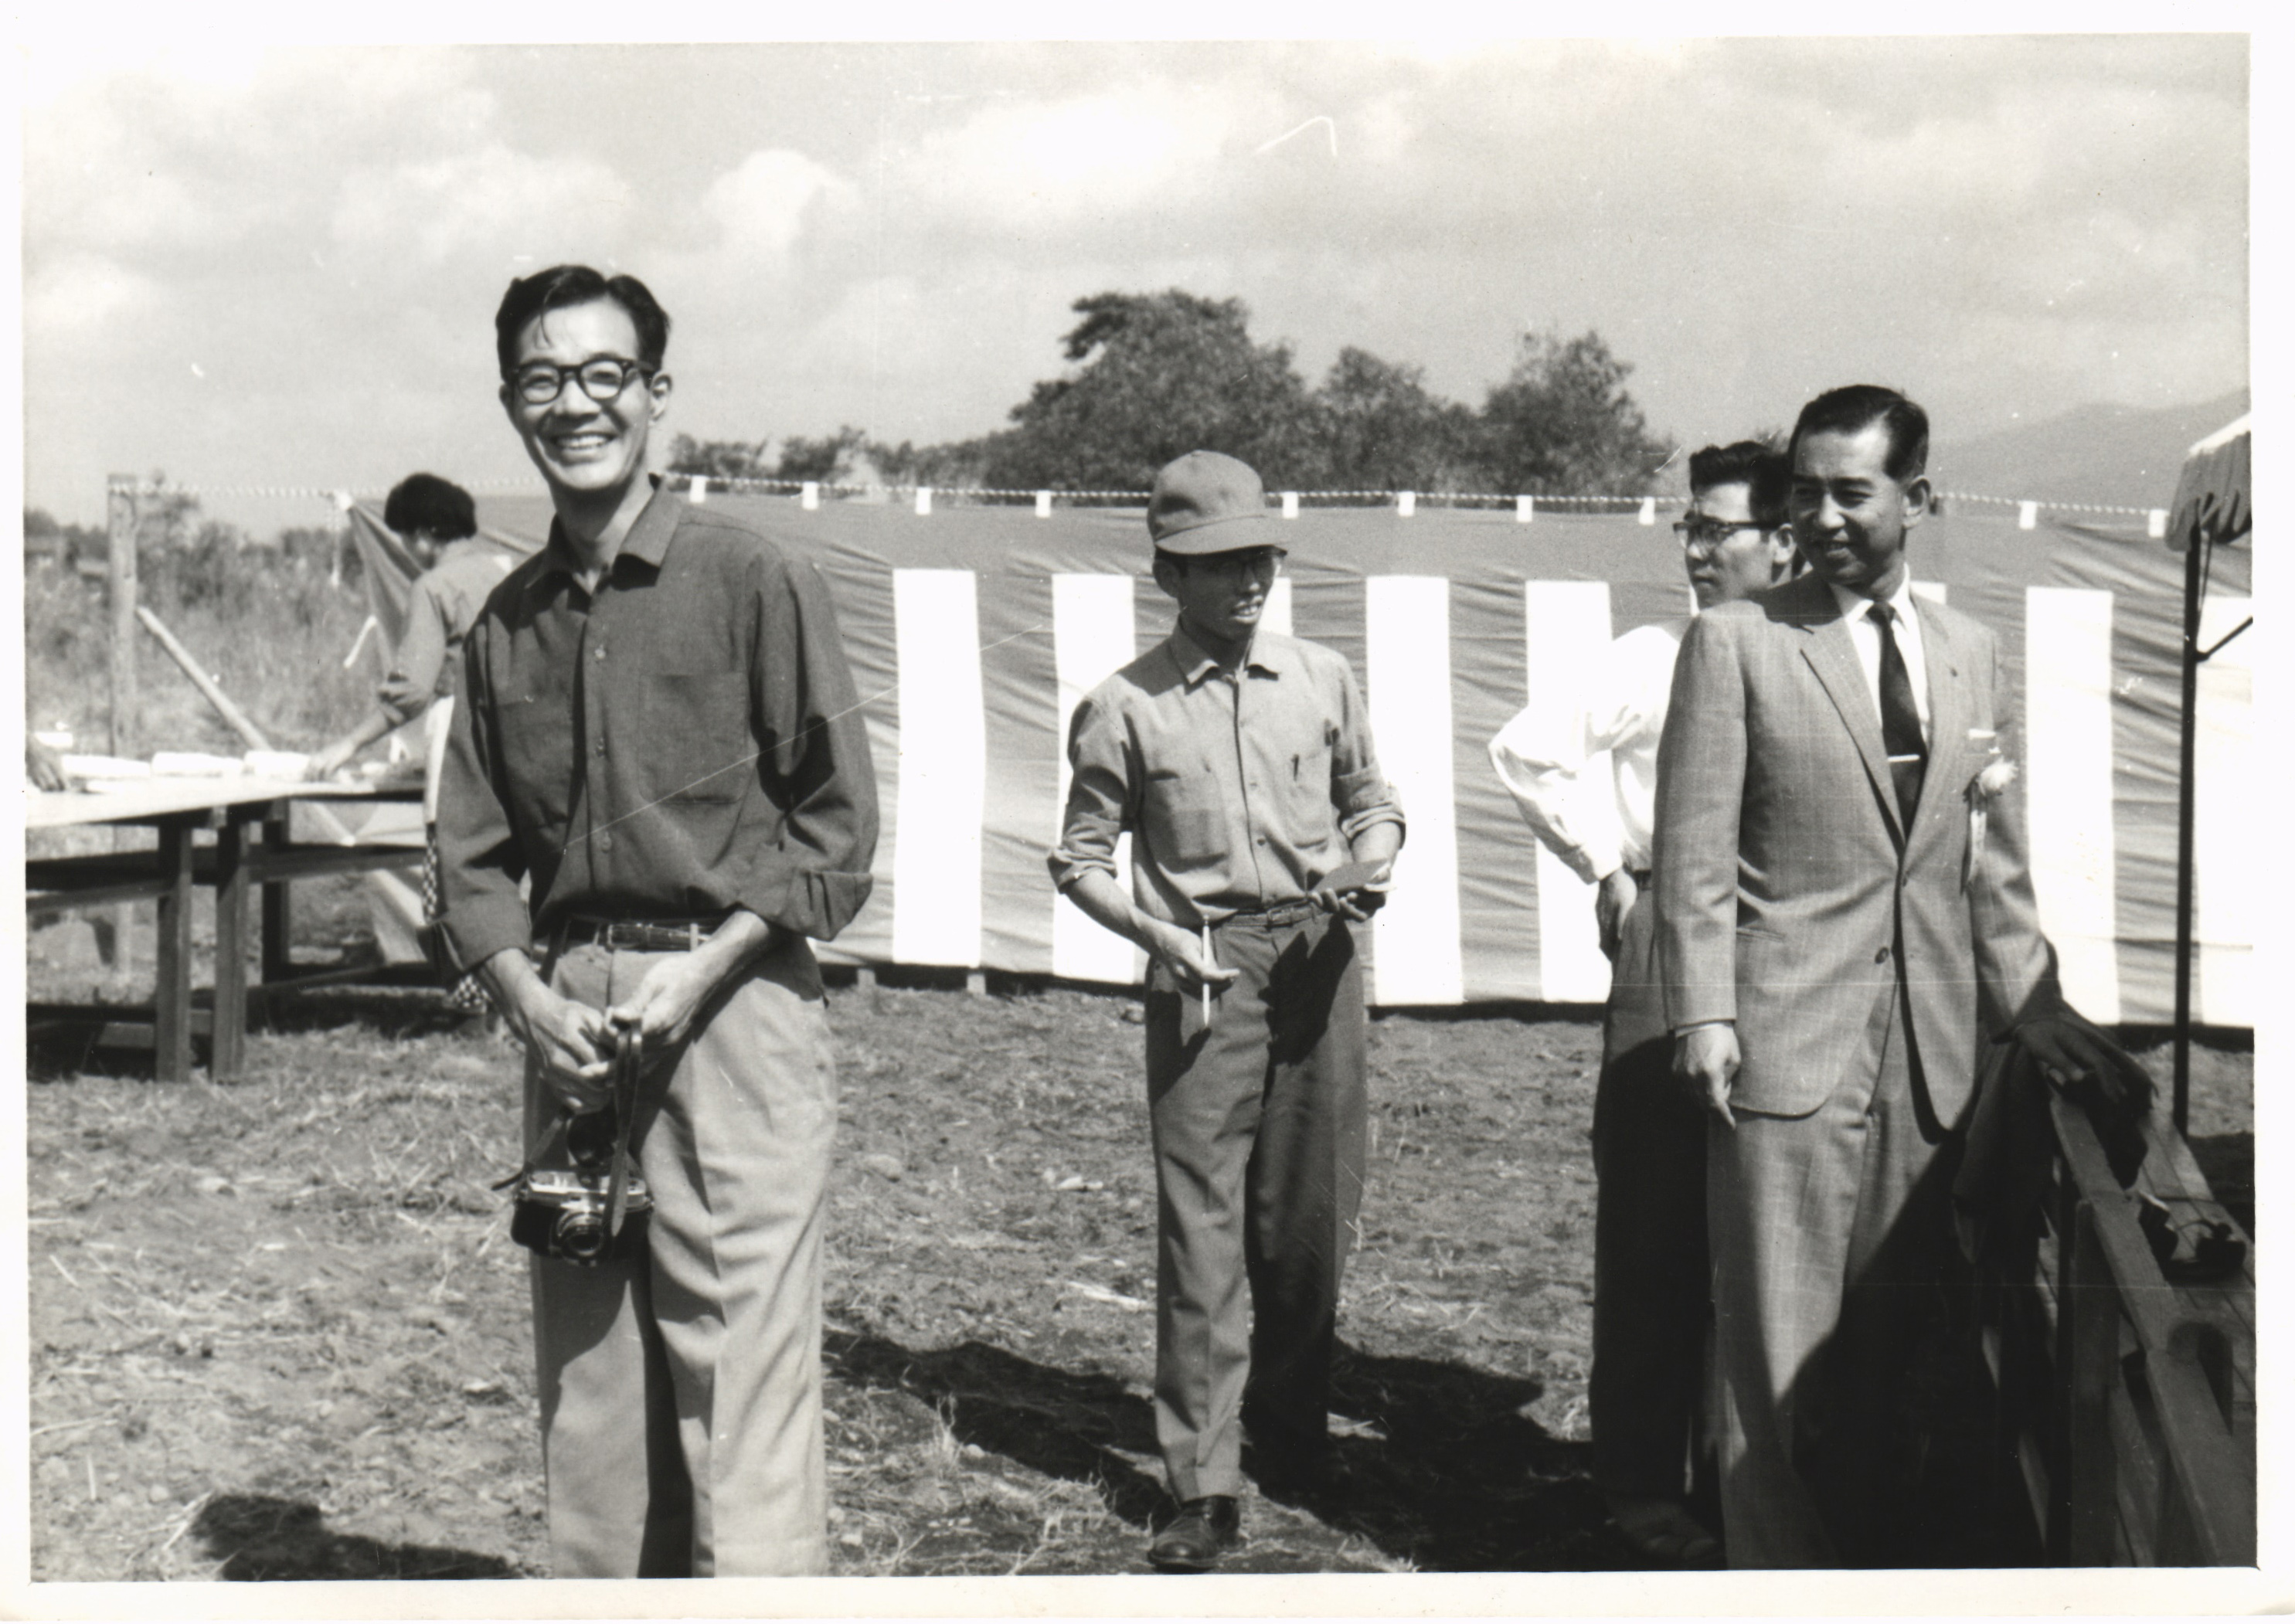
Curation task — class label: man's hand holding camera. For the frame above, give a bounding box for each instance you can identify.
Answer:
[485,912,780,1116]
[605,910,778,1053]
[485,948,617,1112]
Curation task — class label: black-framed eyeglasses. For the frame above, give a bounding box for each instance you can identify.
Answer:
[507,355,653,406]
[1673,518,1767,555]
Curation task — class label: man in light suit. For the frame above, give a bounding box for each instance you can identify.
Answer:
[1654,384,2116,1567]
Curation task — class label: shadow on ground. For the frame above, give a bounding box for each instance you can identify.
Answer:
[1309,1342,1625,1570]
[827,1327,1637,1571]
[828,1329,1170,1530]
[192,1493,522,1580]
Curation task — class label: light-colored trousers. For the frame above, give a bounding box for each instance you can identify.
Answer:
[1708,972,1958,1569]
[525,936,836,1578]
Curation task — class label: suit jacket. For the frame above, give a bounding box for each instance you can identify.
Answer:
[1652,572,2060,1123]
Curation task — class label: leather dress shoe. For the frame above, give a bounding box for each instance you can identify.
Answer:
[1148,1495,1240,1572]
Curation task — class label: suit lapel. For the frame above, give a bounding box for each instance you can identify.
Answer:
[1909,594,1970,858]
[1793,583,1905,845]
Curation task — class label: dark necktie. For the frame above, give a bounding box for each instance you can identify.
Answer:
[1871,600,1925,824]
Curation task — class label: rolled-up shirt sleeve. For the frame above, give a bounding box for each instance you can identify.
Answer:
[1328,661,1404,845]
[1049,693,1135,892]
[731,549,879,941]
[435,617,534,971]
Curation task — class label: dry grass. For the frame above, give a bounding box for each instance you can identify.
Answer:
[23,960,2254,1582]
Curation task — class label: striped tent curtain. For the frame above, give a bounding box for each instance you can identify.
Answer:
[406,491,2251,1029]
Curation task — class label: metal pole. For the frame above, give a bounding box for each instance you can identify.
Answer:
[2171,533,2203,1135]
[106,476,138,758]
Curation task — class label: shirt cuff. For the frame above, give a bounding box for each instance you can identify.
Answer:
[736,863,875,945]
[1047,844,1117,892]
[1673,1018,1736,1035]
[440,895,534,975]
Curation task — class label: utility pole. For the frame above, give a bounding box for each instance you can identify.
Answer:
[106,475,138,758]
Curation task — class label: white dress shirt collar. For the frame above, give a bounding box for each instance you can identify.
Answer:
[1824,575,1930,736]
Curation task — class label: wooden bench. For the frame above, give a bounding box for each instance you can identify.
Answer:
[1980,1090,2255,1565]
[25,781,425,1081]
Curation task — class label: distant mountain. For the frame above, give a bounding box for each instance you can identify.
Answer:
[1930,389,2249,514]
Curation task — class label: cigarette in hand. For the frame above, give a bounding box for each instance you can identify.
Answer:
[1201,923,1215,1022]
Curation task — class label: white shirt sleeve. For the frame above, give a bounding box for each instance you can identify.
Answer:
[1488,627,1671,885]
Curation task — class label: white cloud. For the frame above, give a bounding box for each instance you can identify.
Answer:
[901,87,1232,226]
[701,149,860,263]
[25,253,161,335]
[331,145,634,267]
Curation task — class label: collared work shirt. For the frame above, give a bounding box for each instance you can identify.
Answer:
[376,540,518,725]
[1049,623,1403,927]
[1489,617,1688,885]
[437,486,879,970]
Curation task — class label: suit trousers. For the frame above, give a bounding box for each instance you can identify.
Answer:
[1144,909,1368,1502]
[525,936,837,1577]
[1589,875,1710,1500]
[1707,970,1958,1568]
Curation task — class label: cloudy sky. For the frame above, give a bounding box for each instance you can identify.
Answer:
[22,35,2248,530]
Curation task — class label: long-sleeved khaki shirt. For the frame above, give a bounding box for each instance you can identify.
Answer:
[1049,623,1403,928]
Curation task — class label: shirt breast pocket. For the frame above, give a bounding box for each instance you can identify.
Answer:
[1287,734,1337,826]
[496,689,575,836]
[641,671,753,804]
[1142,765,1224,865]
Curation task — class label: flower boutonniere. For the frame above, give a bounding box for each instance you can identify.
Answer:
[1964,732,2018,892]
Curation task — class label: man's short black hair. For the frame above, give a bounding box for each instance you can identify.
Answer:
[494,265,672,377]
[1687,440,1790,529]
[383,473,478,541]
[1788,384,1929,481]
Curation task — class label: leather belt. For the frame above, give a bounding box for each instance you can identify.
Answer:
[559,916,719,953]
[1218,896,1323,929]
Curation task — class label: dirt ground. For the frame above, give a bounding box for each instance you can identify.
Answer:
[22,895,2255,1582]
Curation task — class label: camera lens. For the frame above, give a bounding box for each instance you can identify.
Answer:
[556,1210,609,1263]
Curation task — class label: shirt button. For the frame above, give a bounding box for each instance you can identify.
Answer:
[595,741,607,756]
[594,646,607,660]
[598,832,614,852]
[1875,946,1891,964]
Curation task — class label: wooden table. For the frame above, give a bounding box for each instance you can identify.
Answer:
[26,776,426,1081]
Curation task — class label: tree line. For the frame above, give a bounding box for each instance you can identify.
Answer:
[669,290,1673,500]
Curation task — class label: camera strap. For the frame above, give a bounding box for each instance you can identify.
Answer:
[605,1026,644,1238]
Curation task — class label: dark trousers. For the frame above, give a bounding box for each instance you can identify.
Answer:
[1144,910,1368,1502]
[1589,875,1711,1500]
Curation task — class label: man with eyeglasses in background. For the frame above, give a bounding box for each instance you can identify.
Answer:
[1488,441,1797,1567]
[1052,450,1404,1572]
[436,264,878,1576]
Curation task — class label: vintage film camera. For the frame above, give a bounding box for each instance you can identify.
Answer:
[505,1030,651,1266]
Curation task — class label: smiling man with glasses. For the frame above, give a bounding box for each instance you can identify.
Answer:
[1052,450,1404,1571]
[1489,440,1795,1567]
[434,264,879,1577]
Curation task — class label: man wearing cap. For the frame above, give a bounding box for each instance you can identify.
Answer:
[1051,450,1405,1572]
